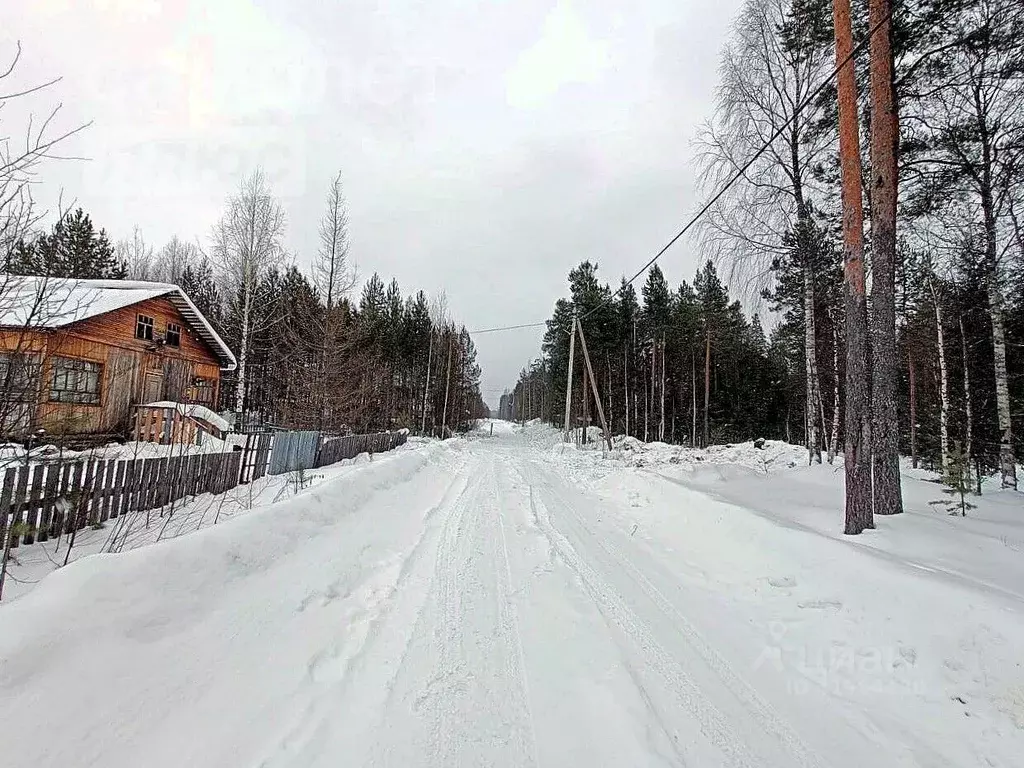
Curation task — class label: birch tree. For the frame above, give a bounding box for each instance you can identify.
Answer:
[904,0,1023,488]
[697,0,836,463]
[116,225,154,280]
[928,271,951,472]
[154,236,200,284]
[211,169,285,426]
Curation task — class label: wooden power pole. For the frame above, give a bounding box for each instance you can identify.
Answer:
[563,312,577,442]
[575,317,614,452]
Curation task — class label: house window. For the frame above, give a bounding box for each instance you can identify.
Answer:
[166,323,181,348]
[188,377,216,407]
[136,314,154,341]
[0,353,41,401]
[49,357,103,405]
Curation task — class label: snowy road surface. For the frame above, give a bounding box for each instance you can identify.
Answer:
[2,425,1023,767]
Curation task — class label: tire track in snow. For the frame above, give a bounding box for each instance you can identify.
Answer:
[493,458,541,768]
[425,454,537,767]
[523,456,824,768]
[254,455,474,768]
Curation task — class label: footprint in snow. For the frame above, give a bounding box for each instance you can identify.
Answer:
[768,576,797,589]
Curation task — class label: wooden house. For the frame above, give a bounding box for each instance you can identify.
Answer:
[0,276,236,441]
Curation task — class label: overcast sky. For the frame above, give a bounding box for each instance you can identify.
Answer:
[5,0,742,409]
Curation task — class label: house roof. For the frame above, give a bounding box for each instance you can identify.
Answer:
[0,275,237,370]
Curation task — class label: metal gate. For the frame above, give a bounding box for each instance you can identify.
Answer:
[268,430,321,475]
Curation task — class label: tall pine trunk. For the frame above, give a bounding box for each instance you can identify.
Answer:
[834,0,874,534]
[868,0,903,514]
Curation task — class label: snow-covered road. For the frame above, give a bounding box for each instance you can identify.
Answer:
[2,426,1022,767]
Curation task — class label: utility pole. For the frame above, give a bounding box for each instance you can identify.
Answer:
[575,317,614,452]
[421,331,433,436]
[563,312,577,442]
[440,336,454,439]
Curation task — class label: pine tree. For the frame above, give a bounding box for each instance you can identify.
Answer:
[10,208,125,279]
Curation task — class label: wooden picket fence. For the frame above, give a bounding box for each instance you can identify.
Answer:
[0,429,408,550]
[0,451,243,549]
[315,431,407,468]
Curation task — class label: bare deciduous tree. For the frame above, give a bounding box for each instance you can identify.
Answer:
[314,171,355,312]
[314,172,356,429]
[116,225,154,280]
[1,42,88,270]
[210,169,285,426]
[154,236,200,284]
[696,0,836,464]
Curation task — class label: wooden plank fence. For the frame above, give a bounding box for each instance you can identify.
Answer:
[315,431,407,468]
[0,450,244,548]
[1,429,407,549]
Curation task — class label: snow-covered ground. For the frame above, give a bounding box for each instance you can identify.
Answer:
[1,422,1022,767]
[0,448,389,603]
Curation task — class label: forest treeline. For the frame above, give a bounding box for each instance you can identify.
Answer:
[508,0,1024,495]
[5,177,488,436]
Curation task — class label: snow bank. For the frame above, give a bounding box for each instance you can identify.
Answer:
[0,436,427,603]
[534,431,1024,765]
[0,438,459,768]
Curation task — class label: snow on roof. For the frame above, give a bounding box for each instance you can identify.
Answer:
[0,275,236,370]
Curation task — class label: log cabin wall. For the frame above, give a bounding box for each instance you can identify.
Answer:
[0,295,225,439]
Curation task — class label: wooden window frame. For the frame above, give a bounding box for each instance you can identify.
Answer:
[0,352,42,402]
[49,356,103,406]
[165,322,182,348]
[135,313,155,341]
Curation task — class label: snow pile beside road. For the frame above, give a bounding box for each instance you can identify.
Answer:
[535,433,1024,765]
[0,439,462,768]
[0,439,428,603]
[534,421,811,477]
[614,438,808,473]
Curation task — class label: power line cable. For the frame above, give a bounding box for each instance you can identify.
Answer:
[581,5,896,322]
[469,320,548,335]
[468,6,897,337]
